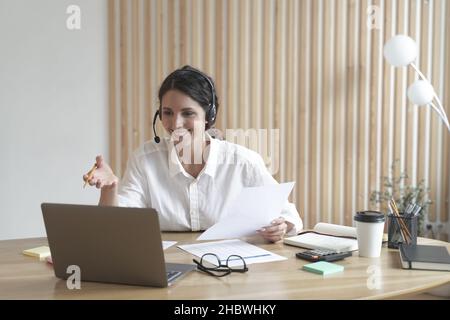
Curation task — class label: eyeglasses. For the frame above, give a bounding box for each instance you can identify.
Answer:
[193,253,249,277]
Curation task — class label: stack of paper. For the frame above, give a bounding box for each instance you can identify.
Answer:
[198,182,295,240]
[162,241,177,250]
[178,239,286,267]
[22,246,51,261]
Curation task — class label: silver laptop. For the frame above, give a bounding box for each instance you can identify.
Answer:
[41,203,195,287]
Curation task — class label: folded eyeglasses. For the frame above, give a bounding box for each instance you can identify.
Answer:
[193,253,249,277]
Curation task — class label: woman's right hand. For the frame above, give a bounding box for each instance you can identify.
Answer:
[83,155,119,189]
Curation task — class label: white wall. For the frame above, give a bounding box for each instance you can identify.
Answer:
[0,0,108,240]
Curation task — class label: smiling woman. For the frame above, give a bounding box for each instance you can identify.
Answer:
[83,65,303,242]
[157,67,218,174]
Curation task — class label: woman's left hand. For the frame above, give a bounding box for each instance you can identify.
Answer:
[257,217,291,243]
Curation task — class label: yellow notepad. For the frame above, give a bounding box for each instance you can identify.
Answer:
[23,246,51,261]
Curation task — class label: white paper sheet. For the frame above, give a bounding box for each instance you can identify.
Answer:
[197,182,295,240]
[162,241,177,250]
[177,239,287,267]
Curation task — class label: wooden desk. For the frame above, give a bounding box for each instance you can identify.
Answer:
[0,233,449,299]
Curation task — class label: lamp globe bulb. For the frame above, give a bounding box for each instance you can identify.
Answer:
[383,35,418,67]
[407,80,435,106]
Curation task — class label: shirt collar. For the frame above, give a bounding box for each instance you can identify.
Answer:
[167,139,184,178]
[166,132,219,179]
[203,132,218,178]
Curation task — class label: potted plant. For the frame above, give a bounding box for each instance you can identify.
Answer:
[369,160,433,237]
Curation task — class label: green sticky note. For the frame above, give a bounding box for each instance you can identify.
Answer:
[302,261,344,275]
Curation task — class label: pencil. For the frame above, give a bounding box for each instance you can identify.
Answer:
[392,200,412,239]
[390,200,409,238]
[83,163,98,188]
[389,202,409,244]
[390,199,412,244]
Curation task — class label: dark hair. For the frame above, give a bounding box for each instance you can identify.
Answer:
[158,65,219,130]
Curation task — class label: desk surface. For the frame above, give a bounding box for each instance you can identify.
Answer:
[0,233,449,299]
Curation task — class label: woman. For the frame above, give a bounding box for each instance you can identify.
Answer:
[83,65,303,242]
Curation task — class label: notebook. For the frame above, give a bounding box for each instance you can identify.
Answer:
[32,243,176,265]
[302,261,344,275]
[22,246,51,261]
[284,223,358,252]
[399,244,450,271]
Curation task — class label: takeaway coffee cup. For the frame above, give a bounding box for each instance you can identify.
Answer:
[354,211,385,258]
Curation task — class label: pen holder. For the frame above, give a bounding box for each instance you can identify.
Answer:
[387,213,418,249]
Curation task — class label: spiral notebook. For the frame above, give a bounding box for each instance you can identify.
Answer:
[283,223,358,252]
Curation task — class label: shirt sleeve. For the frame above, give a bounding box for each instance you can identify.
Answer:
[117,150,148,208]
[246,154,303,235]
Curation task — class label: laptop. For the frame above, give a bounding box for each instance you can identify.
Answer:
[41,203,195,287]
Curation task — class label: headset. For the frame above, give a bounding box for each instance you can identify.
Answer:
[152,69,217,143]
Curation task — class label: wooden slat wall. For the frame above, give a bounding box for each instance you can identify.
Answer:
[108,0,450,239]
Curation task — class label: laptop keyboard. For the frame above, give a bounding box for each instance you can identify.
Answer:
[167,270,182,282]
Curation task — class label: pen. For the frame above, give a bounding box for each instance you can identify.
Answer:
[390,200,411,244]
[405,203,414,215]
[83,163,98,188]
[413,205,422,216]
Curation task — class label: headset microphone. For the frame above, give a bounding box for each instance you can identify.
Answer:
[152,110,161,143]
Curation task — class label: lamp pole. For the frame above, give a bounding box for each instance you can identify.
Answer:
[410,63,450,131]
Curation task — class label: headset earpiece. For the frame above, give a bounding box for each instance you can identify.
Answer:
[181,68,217,126]
[208,104,216,123]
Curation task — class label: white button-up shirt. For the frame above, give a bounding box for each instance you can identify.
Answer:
[118,134,303,234]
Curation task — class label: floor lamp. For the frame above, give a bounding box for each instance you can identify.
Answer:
[383,35,450,132]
